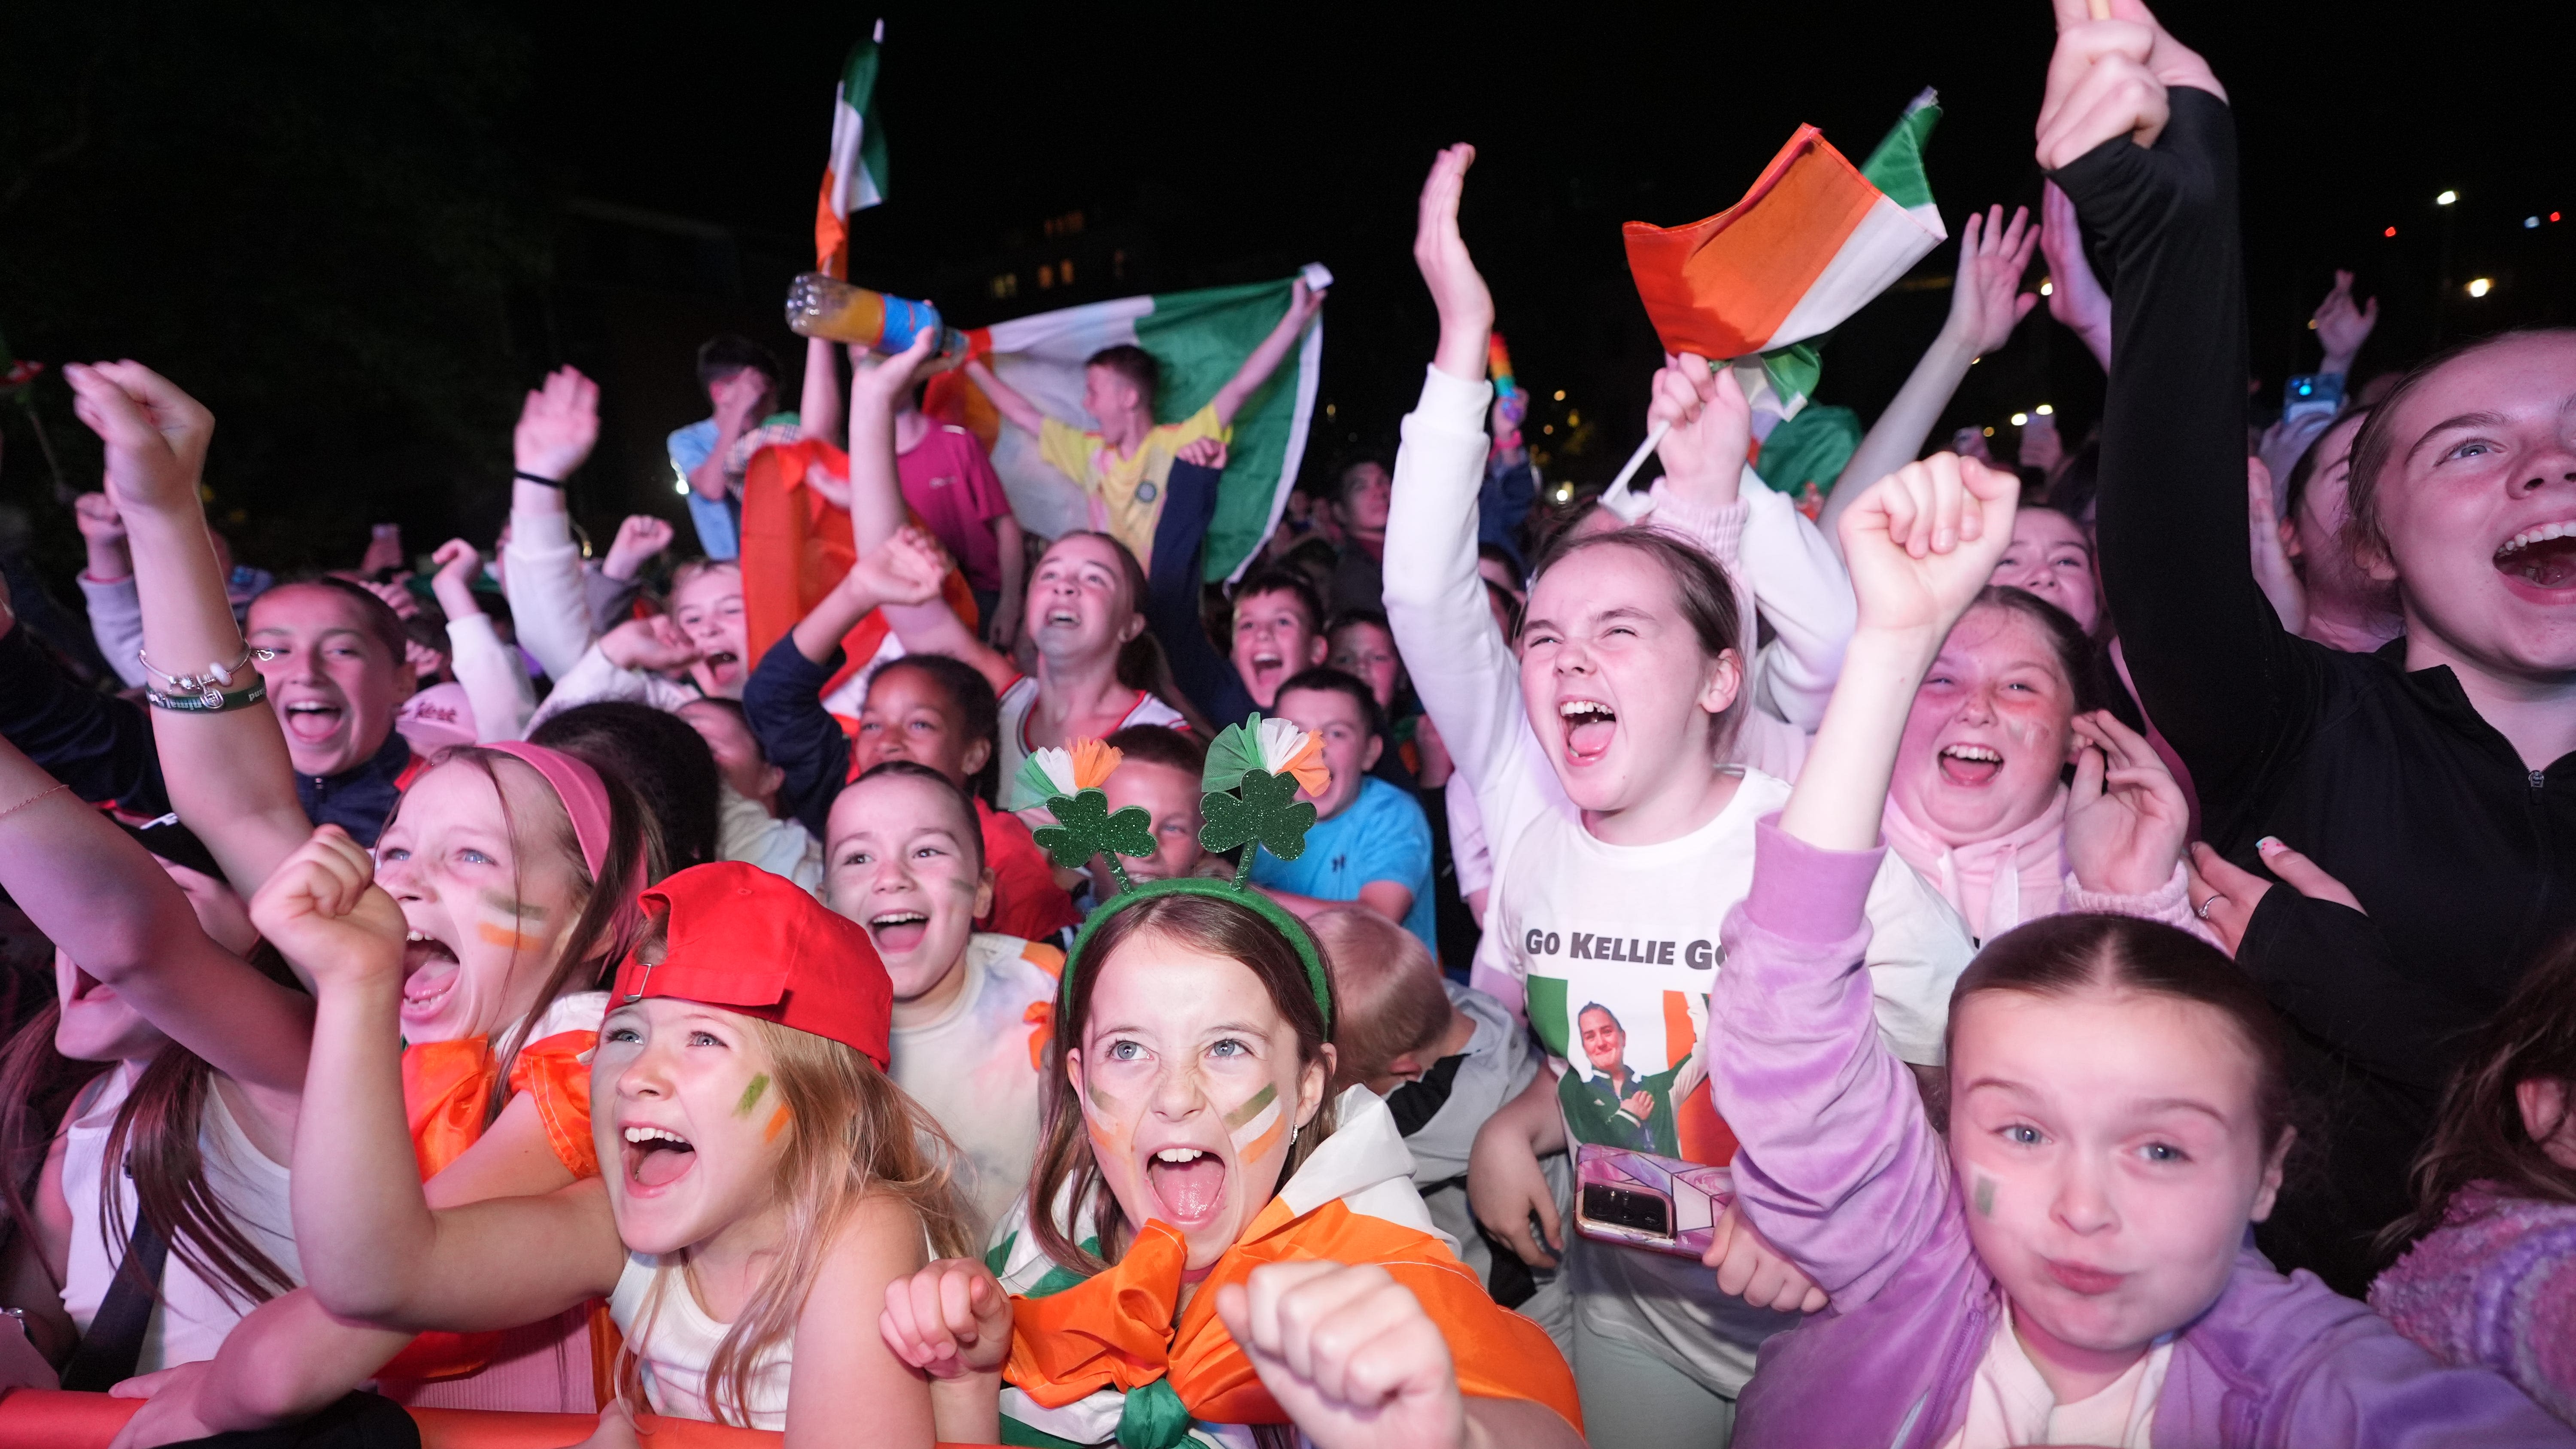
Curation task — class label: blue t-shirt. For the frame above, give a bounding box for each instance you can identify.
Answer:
[1251,776,1436,954]
[667,419,738,561]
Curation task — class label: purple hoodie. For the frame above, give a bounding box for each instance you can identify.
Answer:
[1710,817,2574,1448]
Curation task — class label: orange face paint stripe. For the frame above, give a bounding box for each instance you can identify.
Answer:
[475,922,547,952]
[764,1105,791,1143]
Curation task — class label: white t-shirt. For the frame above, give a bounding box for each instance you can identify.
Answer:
[994,676,1188,811]
[609,1255,790,1429]
[1942,1304,2172,1449]
[1384,362,1974,1395]
[61,1065,301,1374]
[889,934,1063,1235]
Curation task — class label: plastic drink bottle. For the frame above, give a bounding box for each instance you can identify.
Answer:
[785,273,969,370]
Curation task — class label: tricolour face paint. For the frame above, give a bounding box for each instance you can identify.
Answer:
[474,889,551,953]
[1975,1173,1997,1218]
[735,1073,770,1118]
[1225,1080,1285,1164]
[764,1104,790,1143]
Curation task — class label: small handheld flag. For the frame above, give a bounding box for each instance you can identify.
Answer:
[813,21,890,279]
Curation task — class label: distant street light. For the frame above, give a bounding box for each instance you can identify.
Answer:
[2467,278,2494,298]
[2436,190,2459,206]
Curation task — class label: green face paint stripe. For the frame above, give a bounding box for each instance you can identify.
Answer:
[1973,1176,1996,1218]
[478,890,548,921]
[1221,1081,1278,1131]
[735,1074,770,1117]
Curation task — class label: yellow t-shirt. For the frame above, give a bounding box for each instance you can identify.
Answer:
[1037,402,1228,571]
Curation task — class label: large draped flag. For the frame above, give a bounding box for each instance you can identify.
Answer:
[1623,89,1943,442]
[921,268,1327,584]
[813,22,889,279]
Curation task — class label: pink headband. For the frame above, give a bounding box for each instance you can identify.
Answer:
[483,741,615,881]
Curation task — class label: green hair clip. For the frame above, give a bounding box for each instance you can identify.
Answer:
[1021,716,1334,1032]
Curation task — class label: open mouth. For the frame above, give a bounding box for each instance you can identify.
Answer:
[1937,743,2004,786]
[400,930,462,1020]
[621,1124,697,1191]
[1144,1145,1227,1228]
[1042,607,1081,629]
[70,967,117,1006]
[702,650,741,674]
[1558,699,1616,764]
[280,700,346,744]
[868,910,930,954]
[2494,522,2576,592]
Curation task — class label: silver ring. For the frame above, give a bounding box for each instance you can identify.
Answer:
[2194,893,2223,920]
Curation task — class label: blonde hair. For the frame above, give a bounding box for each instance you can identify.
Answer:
[619,1015,972,1426]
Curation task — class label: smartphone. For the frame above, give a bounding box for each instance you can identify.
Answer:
[2283,372,2344,427]
[1572,1142,1735,1258]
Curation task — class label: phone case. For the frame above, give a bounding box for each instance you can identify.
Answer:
[1571,1142,1735,1258]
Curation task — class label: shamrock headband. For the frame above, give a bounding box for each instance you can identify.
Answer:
[1019,718,1334,1034]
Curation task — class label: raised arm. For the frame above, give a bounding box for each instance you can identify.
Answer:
[844,339,927,555]
[800,336,847,450]
[428,540,535,744]
[0,736,311,1103]
[961,357,1047,440]
[65,360,308,895]
[1382,146,1531,810]
[1144,444,1257,723]
[2039,182,2114,371]
[1209,279,1327,428]
[1714,456,2017,1303]
[1818,205,2038,556]
[500,368,604,682]
[2043,3,2300,825]
[257,825,622,1330]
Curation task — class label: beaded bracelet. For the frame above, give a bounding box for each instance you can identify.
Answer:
[146,677,269,714]
[137,643,274,700]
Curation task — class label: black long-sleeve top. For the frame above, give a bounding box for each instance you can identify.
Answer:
[0,623,170,819]
[2061,88,2576,1287]
[1145,459,1258,727]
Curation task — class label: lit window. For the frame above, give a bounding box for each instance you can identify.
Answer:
[1037,264,1054,290]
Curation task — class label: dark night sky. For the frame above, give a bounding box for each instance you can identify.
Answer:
[5,1,2573,571]
[529,0,2576,482]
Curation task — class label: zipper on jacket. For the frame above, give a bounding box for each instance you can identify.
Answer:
[2534,768,2549,798]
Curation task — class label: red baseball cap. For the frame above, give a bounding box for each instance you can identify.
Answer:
[610,862,892,1069]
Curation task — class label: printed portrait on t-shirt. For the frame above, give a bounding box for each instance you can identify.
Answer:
[1525,937,1738,1169]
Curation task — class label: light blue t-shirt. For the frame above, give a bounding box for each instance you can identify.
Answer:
[668,410,800,562]
[1251,776,1437,954]
[668,418,738,560]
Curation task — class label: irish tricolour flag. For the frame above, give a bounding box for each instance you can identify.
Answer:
[1625,90,1944,437]
[930,267,1328,583]
[812,23,889,279]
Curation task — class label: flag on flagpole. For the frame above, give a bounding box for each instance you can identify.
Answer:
[813,21,890,279]
[923,269,1328,584]
[1624,90,1944,437]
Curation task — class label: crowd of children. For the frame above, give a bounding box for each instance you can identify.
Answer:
[0,3,2571,1446]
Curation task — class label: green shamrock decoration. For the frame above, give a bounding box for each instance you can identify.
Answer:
[1031,788,1158,891]
[1198,768,1317,884]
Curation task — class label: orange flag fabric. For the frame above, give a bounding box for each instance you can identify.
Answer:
[738,439,981,703]
[1004,1206,1580,1434]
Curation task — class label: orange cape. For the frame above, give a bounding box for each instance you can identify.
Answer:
[1004,1203,1580,1436]
[379,1031,596,1381]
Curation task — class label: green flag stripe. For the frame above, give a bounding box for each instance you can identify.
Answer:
[1859,90,1940,212]
[1131,280,1308,582]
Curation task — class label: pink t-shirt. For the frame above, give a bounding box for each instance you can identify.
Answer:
[898,424,1014,591]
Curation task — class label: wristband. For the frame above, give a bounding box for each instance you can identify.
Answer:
[146,677,269,714]
[513,469,563,488]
